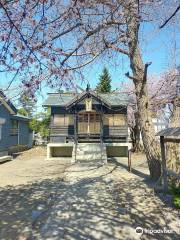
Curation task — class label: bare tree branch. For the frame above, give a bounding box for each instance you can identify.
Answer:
[125,72,139,82]
[160,4,180,28]
[106,43,129,56]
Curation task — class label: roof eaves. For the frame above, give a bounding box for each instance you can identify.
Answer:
[0,95,16,114]
[156,127,180,137]
[43,93,76,107]
[11,114,30,121]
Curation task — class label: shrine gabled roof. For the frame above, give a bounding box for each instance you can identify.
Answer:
[43,91,129,107]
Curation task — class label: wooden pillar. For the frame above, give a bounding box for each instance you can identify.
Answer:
[100,103,104,141]
[160,136,168,192]
[128,149,132,172]
[74,110,77,143]
[87,113,90,134]
[73,109,78,162]
[48,115,54,142]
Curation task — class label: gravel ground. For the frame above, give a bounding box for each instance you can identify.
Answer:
[0,147,70,187]
[0,149,179,240]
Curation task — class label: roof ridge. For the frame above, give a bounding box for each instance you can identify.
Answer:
[47,91,128,95]
[48,92,76,95]
[43,90,129,107]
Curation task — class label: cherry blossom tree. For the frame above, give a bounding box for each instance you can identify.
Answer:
[121,69,178,152]
[0,0,179,180]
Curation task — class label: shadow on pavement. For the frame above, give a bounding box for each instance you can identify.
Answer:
[0,162,179,240]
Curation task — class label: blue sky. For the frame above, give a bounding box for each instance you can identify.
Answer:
[76,22,180,89]
[0,21,179,112]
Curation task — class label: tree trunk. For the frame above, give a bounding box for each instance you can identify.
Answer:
[130,111,143,153]
[136,88,161,180]
[124,1,161,180]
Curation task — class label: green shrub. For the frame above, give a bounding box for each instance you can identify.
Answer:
[170,184,180,209]
[173,195,180,208]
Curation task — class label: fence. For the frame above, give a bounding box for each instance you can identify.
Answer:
[157,127,180,191]
[166,141,180,175]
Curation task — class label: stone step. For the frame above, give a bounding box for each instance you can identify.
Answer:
[77,144,105,147]
[77,148,106,151]
[73,143,107,163]
[75,155,106,161]
[77,143,103,145]
[76,152,106,156]
[73,152,107,157]
[0,155,12,163]
[76,150,106,155]
[74,150,106,155]
[77,146,106,151]
[77,160,106,165]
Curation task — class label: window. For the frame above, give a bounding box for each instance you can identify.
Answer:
[95,114,100,122]
[53,114,74,126]
[104,114,126,126]
[84,114,88,122]
[78,114,84,123]
[54,114,65,125]
[0,118,5,141]
[78,113,100,123]
[10,120,18,135]
[114,114,126,125]
[78,114,88,123]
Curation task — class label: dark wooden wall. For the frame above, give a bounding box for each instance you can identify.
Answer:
[50,108,129,143]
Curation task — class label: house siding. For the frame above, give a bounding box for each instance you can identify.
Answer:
[0,104,30,154]
[0,104,12,152]
[103,125,128,137]
[18,121,30,145]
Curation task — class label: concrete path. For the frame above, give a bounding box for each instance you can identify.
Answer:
[0,152,179,240]
[0,147,70,240]
[32,161,179,240]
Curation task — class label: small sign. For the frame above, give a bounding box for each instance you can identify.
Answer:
[86,98,92,111]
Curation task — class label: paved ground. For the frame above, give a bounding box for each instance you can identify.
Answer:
[0,147,70,239]
[0,149,179,240]
[32,161,179,240]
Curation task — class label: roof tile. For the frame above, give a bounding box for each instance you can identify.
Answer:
[43,92,129,107]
